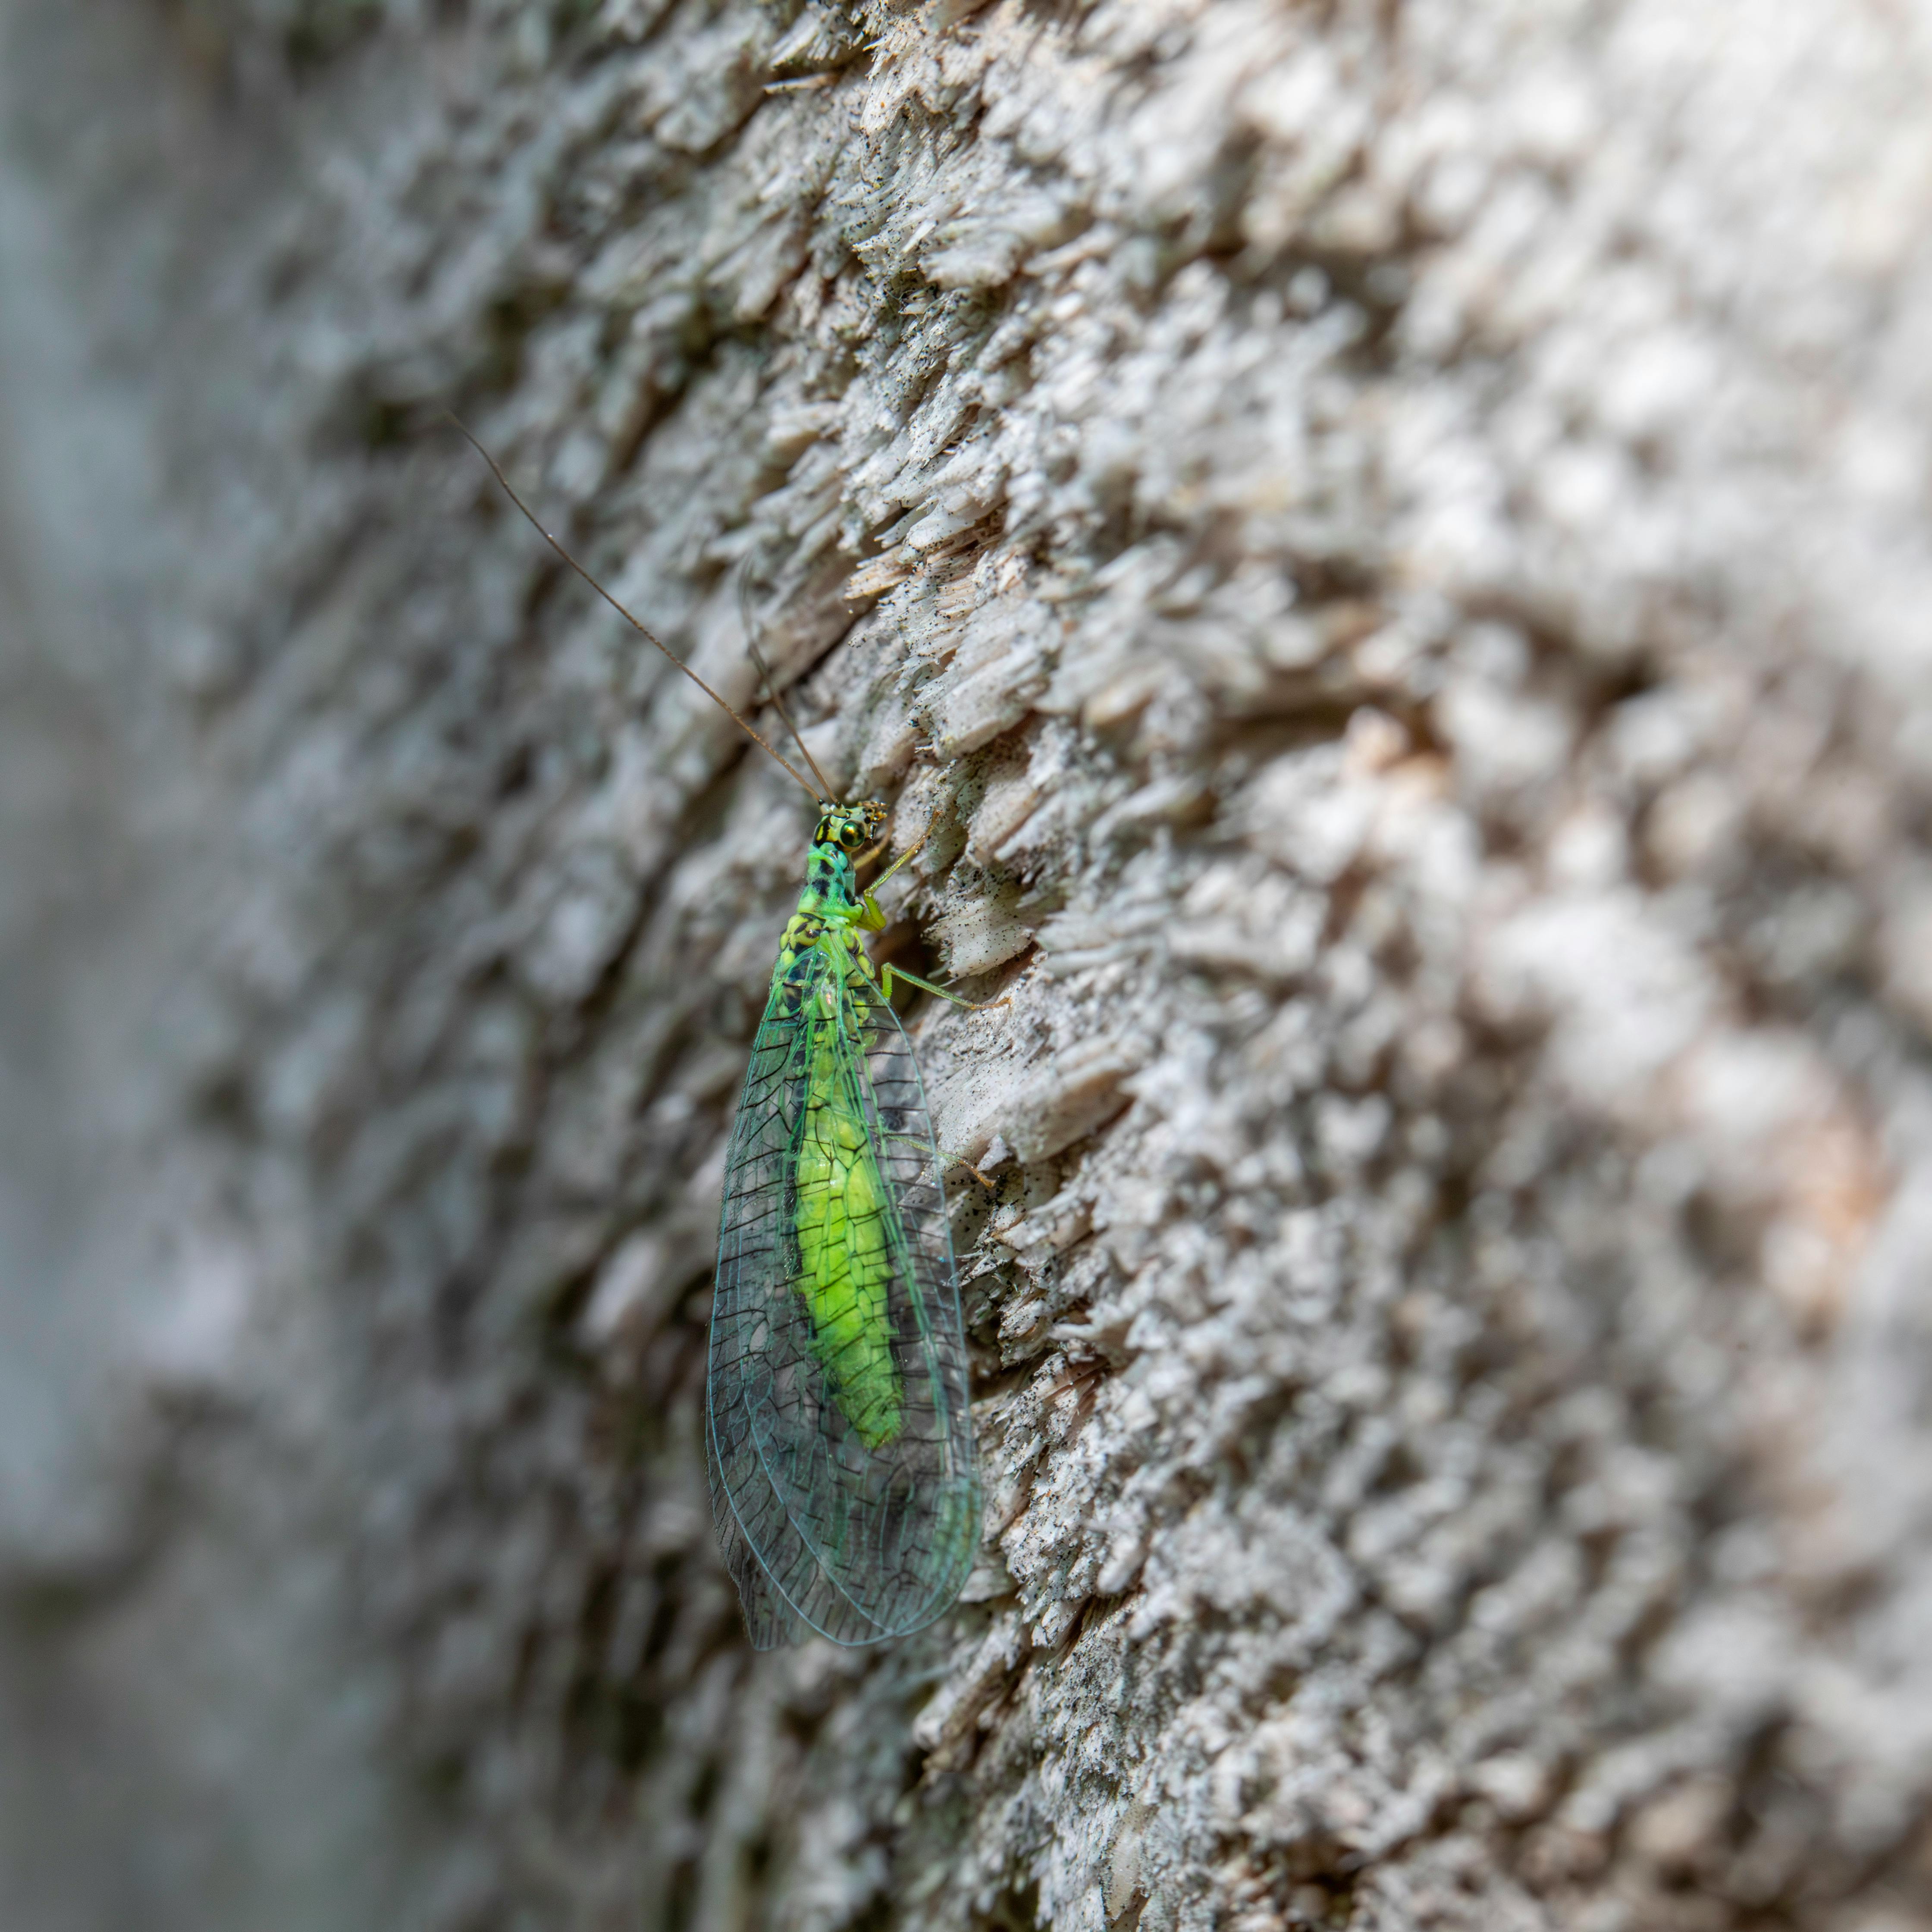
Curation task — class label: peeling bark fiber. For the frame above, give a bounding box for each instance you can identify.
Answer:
[4,1,1932,1929]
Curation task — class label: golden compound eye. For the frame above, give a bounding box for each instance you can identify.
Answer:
[841,824,862,849]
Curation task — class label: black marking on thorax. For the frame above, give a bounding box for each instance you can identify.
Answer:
[800,840,862,917]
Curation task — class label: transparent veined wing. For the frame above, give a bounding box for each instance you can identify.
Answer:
[706,944,981,1647]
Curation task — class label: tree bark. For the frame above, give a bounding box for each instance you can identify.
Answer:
[4,1,1932,1928]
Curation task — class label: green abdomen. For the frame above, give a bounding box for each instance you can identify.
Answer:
[794,1036,903,1449]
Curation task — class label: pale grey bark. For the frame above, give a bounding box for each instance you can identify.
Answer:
[3,2,1932,1929]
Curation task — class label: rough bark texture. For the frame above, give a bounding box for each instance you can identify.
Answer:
[4,2,1932,1929]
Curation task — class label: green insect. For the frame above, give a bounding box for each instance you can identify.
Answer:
[708,796,994,1647]
[458,424,997,1648]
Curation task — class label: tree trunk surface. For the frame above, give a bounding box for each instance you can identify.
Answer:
[3,3,1932,1929]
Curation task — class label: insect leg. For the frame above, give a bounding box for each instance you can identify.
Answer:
[881,1128,999,1193]
[855,841,927,934]
[878,961,1012,1013]
[866,832,930,893]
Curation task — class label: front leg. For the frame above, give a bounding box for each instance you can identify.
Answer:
[855,830,932,933]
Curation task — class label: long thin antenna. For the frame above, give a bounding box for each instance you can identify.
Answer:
[734,561,839,803]
[446,415,823,804]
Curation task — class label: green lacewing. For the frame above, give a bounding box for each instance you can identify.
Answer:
[458,425,995,1647]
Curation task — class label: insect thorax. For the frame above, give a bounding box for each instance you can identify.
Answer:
[771,800,889,985]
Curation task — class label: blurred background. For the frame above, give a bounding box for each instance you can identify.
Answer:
[0,9,429,1924]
